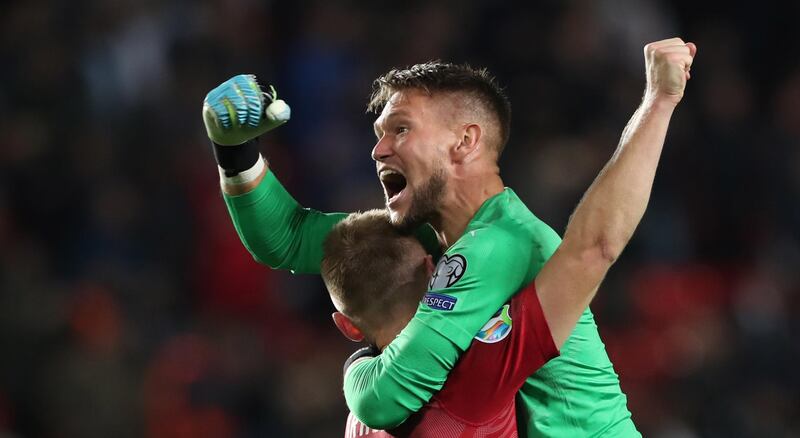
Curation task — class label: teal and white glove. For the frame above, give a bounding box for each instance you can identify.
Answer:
[203,74,291,146]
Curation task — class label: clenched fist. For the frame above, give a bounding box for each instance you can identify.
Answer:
[644,38,697,105]
[203,74,291,146]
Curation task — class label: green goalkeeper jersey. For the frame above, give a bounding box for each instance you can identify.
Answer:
[224,170,640,437]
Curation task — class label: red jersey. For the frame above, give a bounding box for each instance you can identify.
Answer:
[344,283,558,438]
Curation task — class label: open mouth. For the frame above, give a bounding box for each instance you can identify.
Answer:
[379,169,407,202]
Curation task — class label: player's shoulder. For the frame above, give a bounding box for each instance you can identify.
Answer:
[427,223,528,295]
[448,219,519,262]
[450,188,559,255]
[471,188,557,234]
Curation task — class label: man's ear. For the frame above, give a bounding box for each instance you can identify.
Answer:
[332,312,365,342]
[451,123,482,162]
[424,254,435,277]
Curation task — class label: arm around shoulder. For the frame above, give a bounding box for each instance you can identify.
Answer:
[343,316,460,429]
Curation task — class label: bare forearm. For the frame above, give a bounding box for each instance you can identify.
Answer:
[536,38,695,348]
[564,37,696,261]
[563,96,675,261]
[539,96,676,347]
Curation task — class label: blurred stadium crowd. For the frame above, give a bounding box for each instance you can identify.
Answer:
[1,0,798,436]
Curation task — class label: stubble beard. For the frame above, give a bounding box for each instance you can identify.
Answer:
[389,166,446,232]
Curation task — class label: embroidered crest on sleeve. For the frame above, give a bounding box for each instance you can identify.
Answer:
[428,254,467,290]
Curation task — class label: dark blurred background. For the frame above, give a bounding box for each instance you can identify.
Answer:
[1,0,799,436]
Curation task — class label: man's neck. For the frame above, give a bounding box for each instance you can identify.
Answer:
[432,173,504,248]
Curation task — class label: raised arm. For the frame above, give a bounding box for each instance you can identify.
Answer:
[536,38,697,348]
[204,75,442,274]
[203,75,347,273]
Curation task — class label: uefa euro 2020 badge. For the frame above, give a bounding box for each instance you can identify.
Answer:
[475,304,512,343]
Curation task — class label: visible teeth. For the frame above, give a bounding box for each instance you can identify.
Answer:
[381,169,400,177]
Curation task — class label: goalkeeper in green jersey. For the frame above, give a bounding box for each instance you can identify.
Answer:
[203,38,696,436]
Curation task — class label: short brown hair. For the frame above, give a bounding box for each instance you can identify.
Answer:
[368,61,512,155]
[321,210,428,341]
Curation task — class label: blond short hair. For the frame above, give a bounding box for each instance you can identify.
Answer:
[321,210,428,339]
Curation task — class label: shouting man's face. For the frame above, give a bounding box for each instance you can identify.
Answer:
[372,89,456,230]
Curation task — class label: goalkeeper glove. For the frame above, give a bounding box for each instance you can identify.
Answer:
[202,74,290,175]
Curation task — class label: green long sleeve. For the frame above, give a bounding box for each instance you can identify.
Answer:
[223,169,441,274]
[344,316,461,429]
[223,170,347,274]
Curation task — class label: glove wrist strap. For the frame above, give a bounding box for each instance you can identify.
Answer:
[219,155,264,186]
[212,138,260,176]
